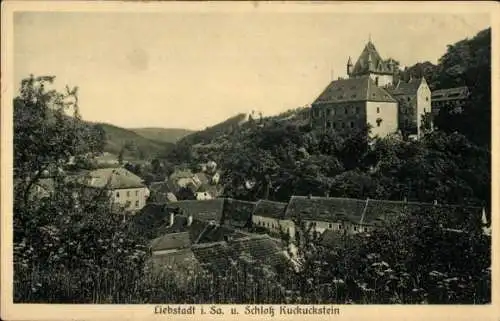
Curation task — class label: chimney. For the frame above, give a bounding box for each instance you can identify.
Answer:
[307,193,312,199]
[325,191,330,198]
[187,215,193,227]
[169,212,174,227]
[433,200,438,205]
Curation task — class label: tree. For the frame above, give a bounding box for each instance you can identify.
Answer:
[13,75,147,303]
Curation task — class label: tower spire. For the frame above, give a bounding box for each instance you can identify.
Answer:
[368,33,372,43]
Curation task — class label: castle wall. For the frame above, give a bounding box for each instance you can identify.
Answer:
[366,101,399,138]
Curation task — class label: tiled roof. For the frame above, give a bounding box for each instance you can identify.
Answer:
[229,234,289,267]
[312,76,397,105]
[351,41,394,76]
[148,249,202,283]
[223,199,257,227]
[191,234,290,273]
[385,78,423,96]
[318,230,348,249]
[172,199,225,223]
[431,86,469,102]
[191,241,233,272]
[285,196,366,224]
[150,232,191,251]
[80,168,145,189]
[253,200,288,219]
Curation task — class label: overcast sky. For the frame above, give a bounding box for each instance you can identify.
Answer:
[14,7,490,130]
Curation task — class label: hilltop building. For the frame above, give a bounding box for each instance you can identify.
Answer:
[311,39,432,138]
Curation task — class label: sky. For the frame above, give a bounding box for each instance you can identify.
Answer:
[14,8,491,130]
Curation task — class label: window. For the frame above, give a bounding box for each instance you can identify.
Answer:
[353,226,358,231]
[375,77,379,86]
[425,97,429,101]
[350,121,354,128]
[376,118,383,127]
[376,107,380,113]
[341,122,345,129]
[127,191,130,197]
[333,122,337,129]
[407,97,411,102]
[329,223,333,229]
[356,106,360,114]
[135,190,138,196]
[116,192,120,198]
[338,224,343,229]
[135,200,139,207]
[344,107,348,114]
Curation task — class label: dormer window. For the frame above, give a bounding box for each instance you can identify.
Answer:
[376,107,380,113]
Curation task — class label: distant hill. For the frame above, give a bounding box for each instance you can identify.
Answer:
[130,127,194,144]
[94,123,175,160]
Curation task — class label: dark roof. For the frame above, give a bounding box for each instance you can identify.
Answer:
[431,86,470,102]
[312,76,397,105]
[196,224,248,244]
[81,168,146,189]
[191,241,233,272]
[191,234,290,273]
[351,41,394,76]
[385,78,423,96]
[253,200,288,219]
[172,199,225,222]
[285,196,366,224]
[229,234,289,267]
[223,199,257,227]
[150,232,191,251]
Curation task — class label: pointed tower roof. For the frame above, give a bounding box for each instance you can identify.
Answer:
[347,56,353,66]
[351,41,393,76]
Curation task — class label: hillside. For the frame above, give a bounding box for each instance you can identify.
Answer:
[130,127,194,144]
[94,123,175,160]
[177,112,249,146]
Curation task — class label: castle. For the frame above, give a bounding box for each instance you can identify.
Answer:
[310,39,432,139]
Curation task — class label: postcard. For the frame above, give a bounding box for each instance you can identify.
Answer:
[1,1,499,320]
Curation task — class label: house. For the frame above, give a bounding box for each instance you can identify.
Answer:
[311,39,432,139]
[79,167,149,214]
[191,234,290,275]
[148,181,177,203]
[170,199,226,224]
[285,195,486,235]
[431,86,470,116]
[385,77,432,137]
[251,200,295,239]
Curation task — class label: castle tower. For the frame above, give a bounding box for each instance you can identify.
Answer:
[349,40,394,87]
[347,56,353,77]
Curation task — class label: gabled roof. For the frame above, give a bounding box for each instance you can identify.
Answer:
[253,200,288,220]
[224,199,257,227]
[318,230,349,249]
[191,234,290,273]
[351,41,394,76]
[386,78,424,96]
[173,199,225,222]
[431,86,470,102]
[286,195,484,230]
[80,167,145,189]
[150,232,191,251]
[312,76,397,105]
